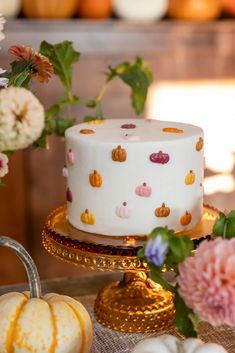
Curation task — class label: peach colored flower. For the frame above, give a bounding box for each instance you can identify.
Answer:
[0,87,45,151]
[8,45,53,83]
[0,153,8,177]
[178,238,235,327]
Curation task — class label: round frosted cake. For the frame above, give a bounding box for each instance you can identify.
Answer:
[64,119,204,236]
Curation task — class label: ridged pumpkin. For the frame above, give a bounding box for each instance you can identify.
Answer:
[81,209,95,225]
[155,203,170,218]
[112,145,127,162]
[78,0,112,19]
[168,0,222,20]
[181,211,192,226]
[185,170,196,185]
[89,170,102,188]
[23,0,77,19]
[196,137,204,151]
[0,236,93,353]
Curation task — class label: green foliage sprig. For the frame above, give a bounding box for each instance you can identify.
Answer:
[213,210,235,238]
[3,41,153,149]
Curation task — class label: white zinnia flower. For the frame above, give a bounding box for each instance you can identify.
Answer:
[0,152,8,177]
[0,87,45,151]
[0,14,6,42]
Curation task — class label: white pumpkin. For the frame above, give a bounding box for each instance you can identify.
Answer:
[0,0,21,18]
[113,0,169,21]
[0,236,93,353]
[132,335,228,353]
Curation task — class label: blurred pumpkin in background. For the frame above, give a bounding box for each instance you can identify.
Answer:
[168,0,223,20]
[223,0,235,16]
[23,0,77,19]
[113,0,169,21]
[0,0,21,18]
[78,0,112,19]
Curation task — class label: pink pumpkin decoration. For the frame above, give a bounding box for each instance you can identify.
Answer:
[66,187,73,202]
[135,182,152,197]
[116,202,131,219]
[121,123,136,129]
[124,134,140,141]
[150,151,170,164]
[62,166,69,178]
[67,149,75,165]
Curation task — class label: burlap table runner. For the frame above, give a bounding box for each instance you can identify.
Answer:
[78,294,235,353]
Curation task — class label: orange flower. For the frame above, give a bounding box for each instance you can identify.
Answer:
[8,45,54,83]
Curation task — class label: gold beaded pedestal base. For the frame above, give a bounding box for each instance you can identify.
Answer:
[95,271,174,333]
[42,204,219,333]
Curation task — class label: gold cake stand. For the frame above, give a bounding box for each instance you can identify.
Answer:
[42,204,219,333]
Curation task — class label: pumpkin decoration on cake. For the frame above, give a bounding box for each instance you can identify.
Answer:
[23,0,77,18]
[181,211,192,226]
[89,170,102,188]
[121,123,136,129]
[185,170,196,185]
[150,151,170,164]
[87,119,105,125]
[81,209,95,225]
[112,145,127,162]
[0,236,93,353]
[135,182,152,197]
[168,0,222,20]
[66,187,73,202]
[162,127,184,133]
[131,335,227,353]
[67,149,75,165]
[196,137,204,151]
[80,129,95,134]
[155,203,170,218]
[116,202,131,219]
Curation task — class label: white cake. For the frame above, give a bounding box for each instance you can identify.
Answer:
[64,119,204,236]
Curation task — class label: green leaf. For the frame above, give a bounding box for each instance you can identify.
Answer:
[3,150,14,157]
[8,60,33,88]
[225,219,235,239]
[107,57,153,115]
[137,247,145,259]
[213,215,226,236]
[149,266,175,292]
[46,104,60,118]
[48,117,75,137]
[168,235,194,264]
[227,210,235,221]
[83,115,99,122]
[85,100,97,108]
[40,41,80,95]
[174,291,198,337]
[149,227,174,241]
[33,130,49,149]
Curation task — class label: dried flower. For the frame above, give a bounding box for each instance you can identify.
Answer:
[178,238,235,327]
[0,68,8,88]
[8,45,54,83]
[145,235,169,267]
[0,152,8,177]
[0,87,45,151]
[0,14,6,42]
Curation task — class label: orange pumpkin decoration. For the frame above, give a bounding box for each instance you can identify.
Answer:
[80,129,95,134]
[162,127,184,134]
[23,0,77,18]
[168,0,222,20]
[180,211,192,226]
[112,145,127,162]
[155,203,170,218]
[78,0,112,19]
[81,209,95,225]
[89,170,102,188]
[196,137,204,151]
[185,170,196,185]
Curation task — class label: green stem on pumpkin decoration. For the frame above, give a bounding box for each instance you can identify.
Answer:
[0,236,42,299]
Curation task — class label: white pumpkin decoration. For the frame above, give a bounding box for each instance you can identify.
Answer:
[113,0,169,21]
[0,236,93,353]
[132,335,228,353]
[0,0,21,18]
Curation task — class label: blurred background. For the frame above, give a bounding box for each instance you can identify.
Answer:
[1,0,235,285]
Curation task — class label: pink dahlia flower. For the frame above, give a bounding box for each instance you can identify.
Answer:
[178,237,235,326]
[8,45,53,83]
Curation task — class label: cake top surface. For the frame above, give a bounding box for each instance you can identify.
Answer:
[66,119,203,143]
